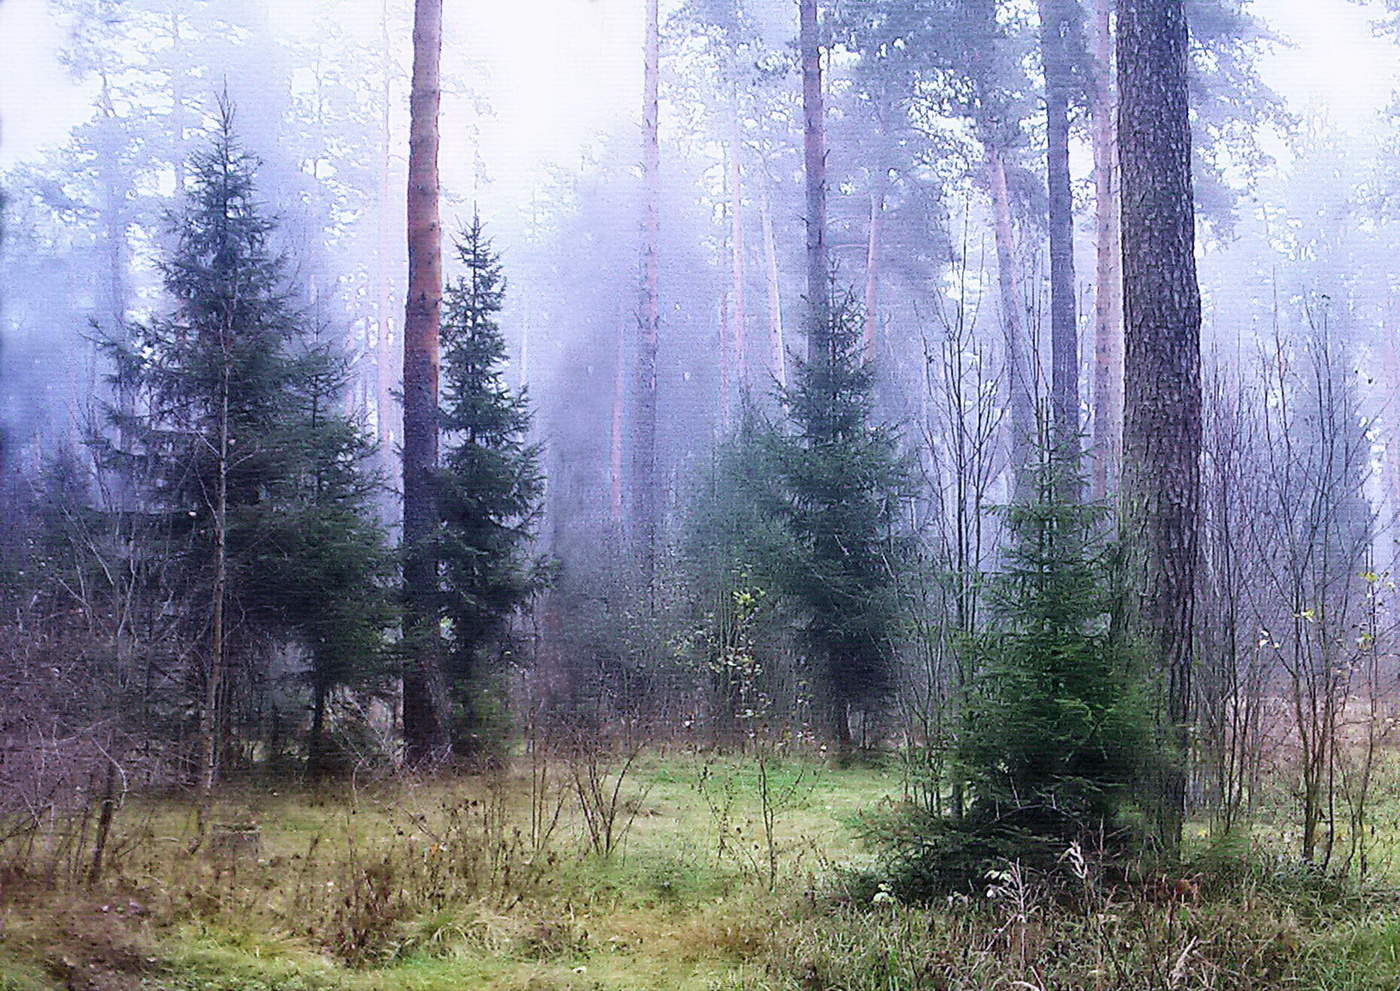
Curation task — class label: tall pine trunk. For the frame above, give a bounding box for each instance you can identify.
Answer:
[729,103,748,395]
[1118,0,1202,855]
[800,0,828,360]
[759,181,787,389]
[169,11,188,194]
[376,0,398,475]
[1089,0,1123,499]
[610,304,625,524]
[988,146,1033,499]
[1040,0,1080,477]
[308,677,329,778]
[401,0,448,764]
[863,167,887,359]
[632,0,661,588]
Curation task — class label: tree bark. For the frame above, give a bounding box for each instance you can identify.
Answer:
[1386,329,1400,526]
[863,169,887,360]
[1089,0,1123,500]
[1118,0,1203,855]
[729,103,748,394]
[169,10,188,194]
[1040,0,1080,477]
[610,304,625,525]
[376,0,399,474]
[631,0,661,588]
[800,0,829,358]
[401,0,448,765]
[759,181,787,389]
[988,146,1034,500]
[196,348,230,843]
[97,78,128,330]
[308,677,328,778]
[88,758,118,885]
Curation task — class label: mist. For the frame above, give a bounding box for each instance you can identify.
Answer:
[6,1,1400,986]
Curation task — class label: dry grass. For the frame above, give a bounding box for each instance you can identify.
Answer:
[0,752,894,990]
[3,751,1400,990]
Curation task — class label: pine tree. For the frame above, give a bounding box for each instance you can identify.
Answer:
[435,215,549,762]
[769,295,906,753]
[402,0,448,765]
[1118,0,1203,855]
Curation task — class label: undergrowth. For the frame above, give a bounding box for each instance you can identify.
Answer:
[1,755,1398,990]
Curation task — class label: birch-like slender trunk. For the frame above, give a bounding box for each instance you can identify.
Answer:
[863,173,886,360]
[759,181,787,389]
[631,0,662,588]
[196,352,230,842]
[1089,0,1123,500]
[988,146,1033,499]
[800,0,828,359]
[729,103,748,394]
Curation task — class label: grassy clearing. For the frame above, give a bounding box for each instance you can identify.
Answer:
[2,752,1400,990]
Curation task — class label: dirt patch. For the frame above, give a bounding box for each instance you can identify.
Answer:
[33,902,155,991]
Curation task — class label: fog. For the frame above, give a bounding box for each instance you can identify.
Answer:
[9,3,1400,961]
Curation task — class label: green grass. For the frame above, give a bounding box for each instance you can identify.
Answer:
[4,751,1400,990]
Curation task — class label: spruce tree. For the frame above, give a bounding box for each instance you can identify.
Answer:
[266,324,396,777]
[960,435,1146,848]
[435,214,549,761]
[870,435,1147,900]
[769,295,906,753]
[101,104,391,788]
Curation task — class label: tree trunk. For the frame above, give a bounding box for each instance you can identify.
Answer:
[863,172,886,360]
[831,695,852,755]
[610,304,625,525]
[87,759,118,885]
[1118,0,1203,856]
[97,76,136,510]
[631,0,661,589]
[1089,0,1123,500]
[1384,334,1400,542]
[97,79,128,330]
[759,181,787,389]
[169,10,189,195]
[401,0,448,765]
[800,0,829,357]
[729,104,748,395]
[376,0,399,476]
[1040,0,1080,477]
[720,285,732,430]
[196,353,230,842]
[308,676,328,778]
[988,146,1033,499]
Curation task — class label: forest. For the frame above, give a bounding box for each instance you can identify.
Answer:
[4,0,1400,988]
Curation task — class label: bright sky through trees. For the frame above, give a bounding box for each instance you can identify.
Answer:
[3,0,1395,181]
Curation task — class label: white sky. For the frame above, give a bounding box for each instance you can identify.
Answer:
[1252,0,1400,132]
[0,0,1397,189]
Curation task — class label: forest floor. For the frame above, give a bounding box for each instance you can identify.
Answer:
[3,752,1400,990]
